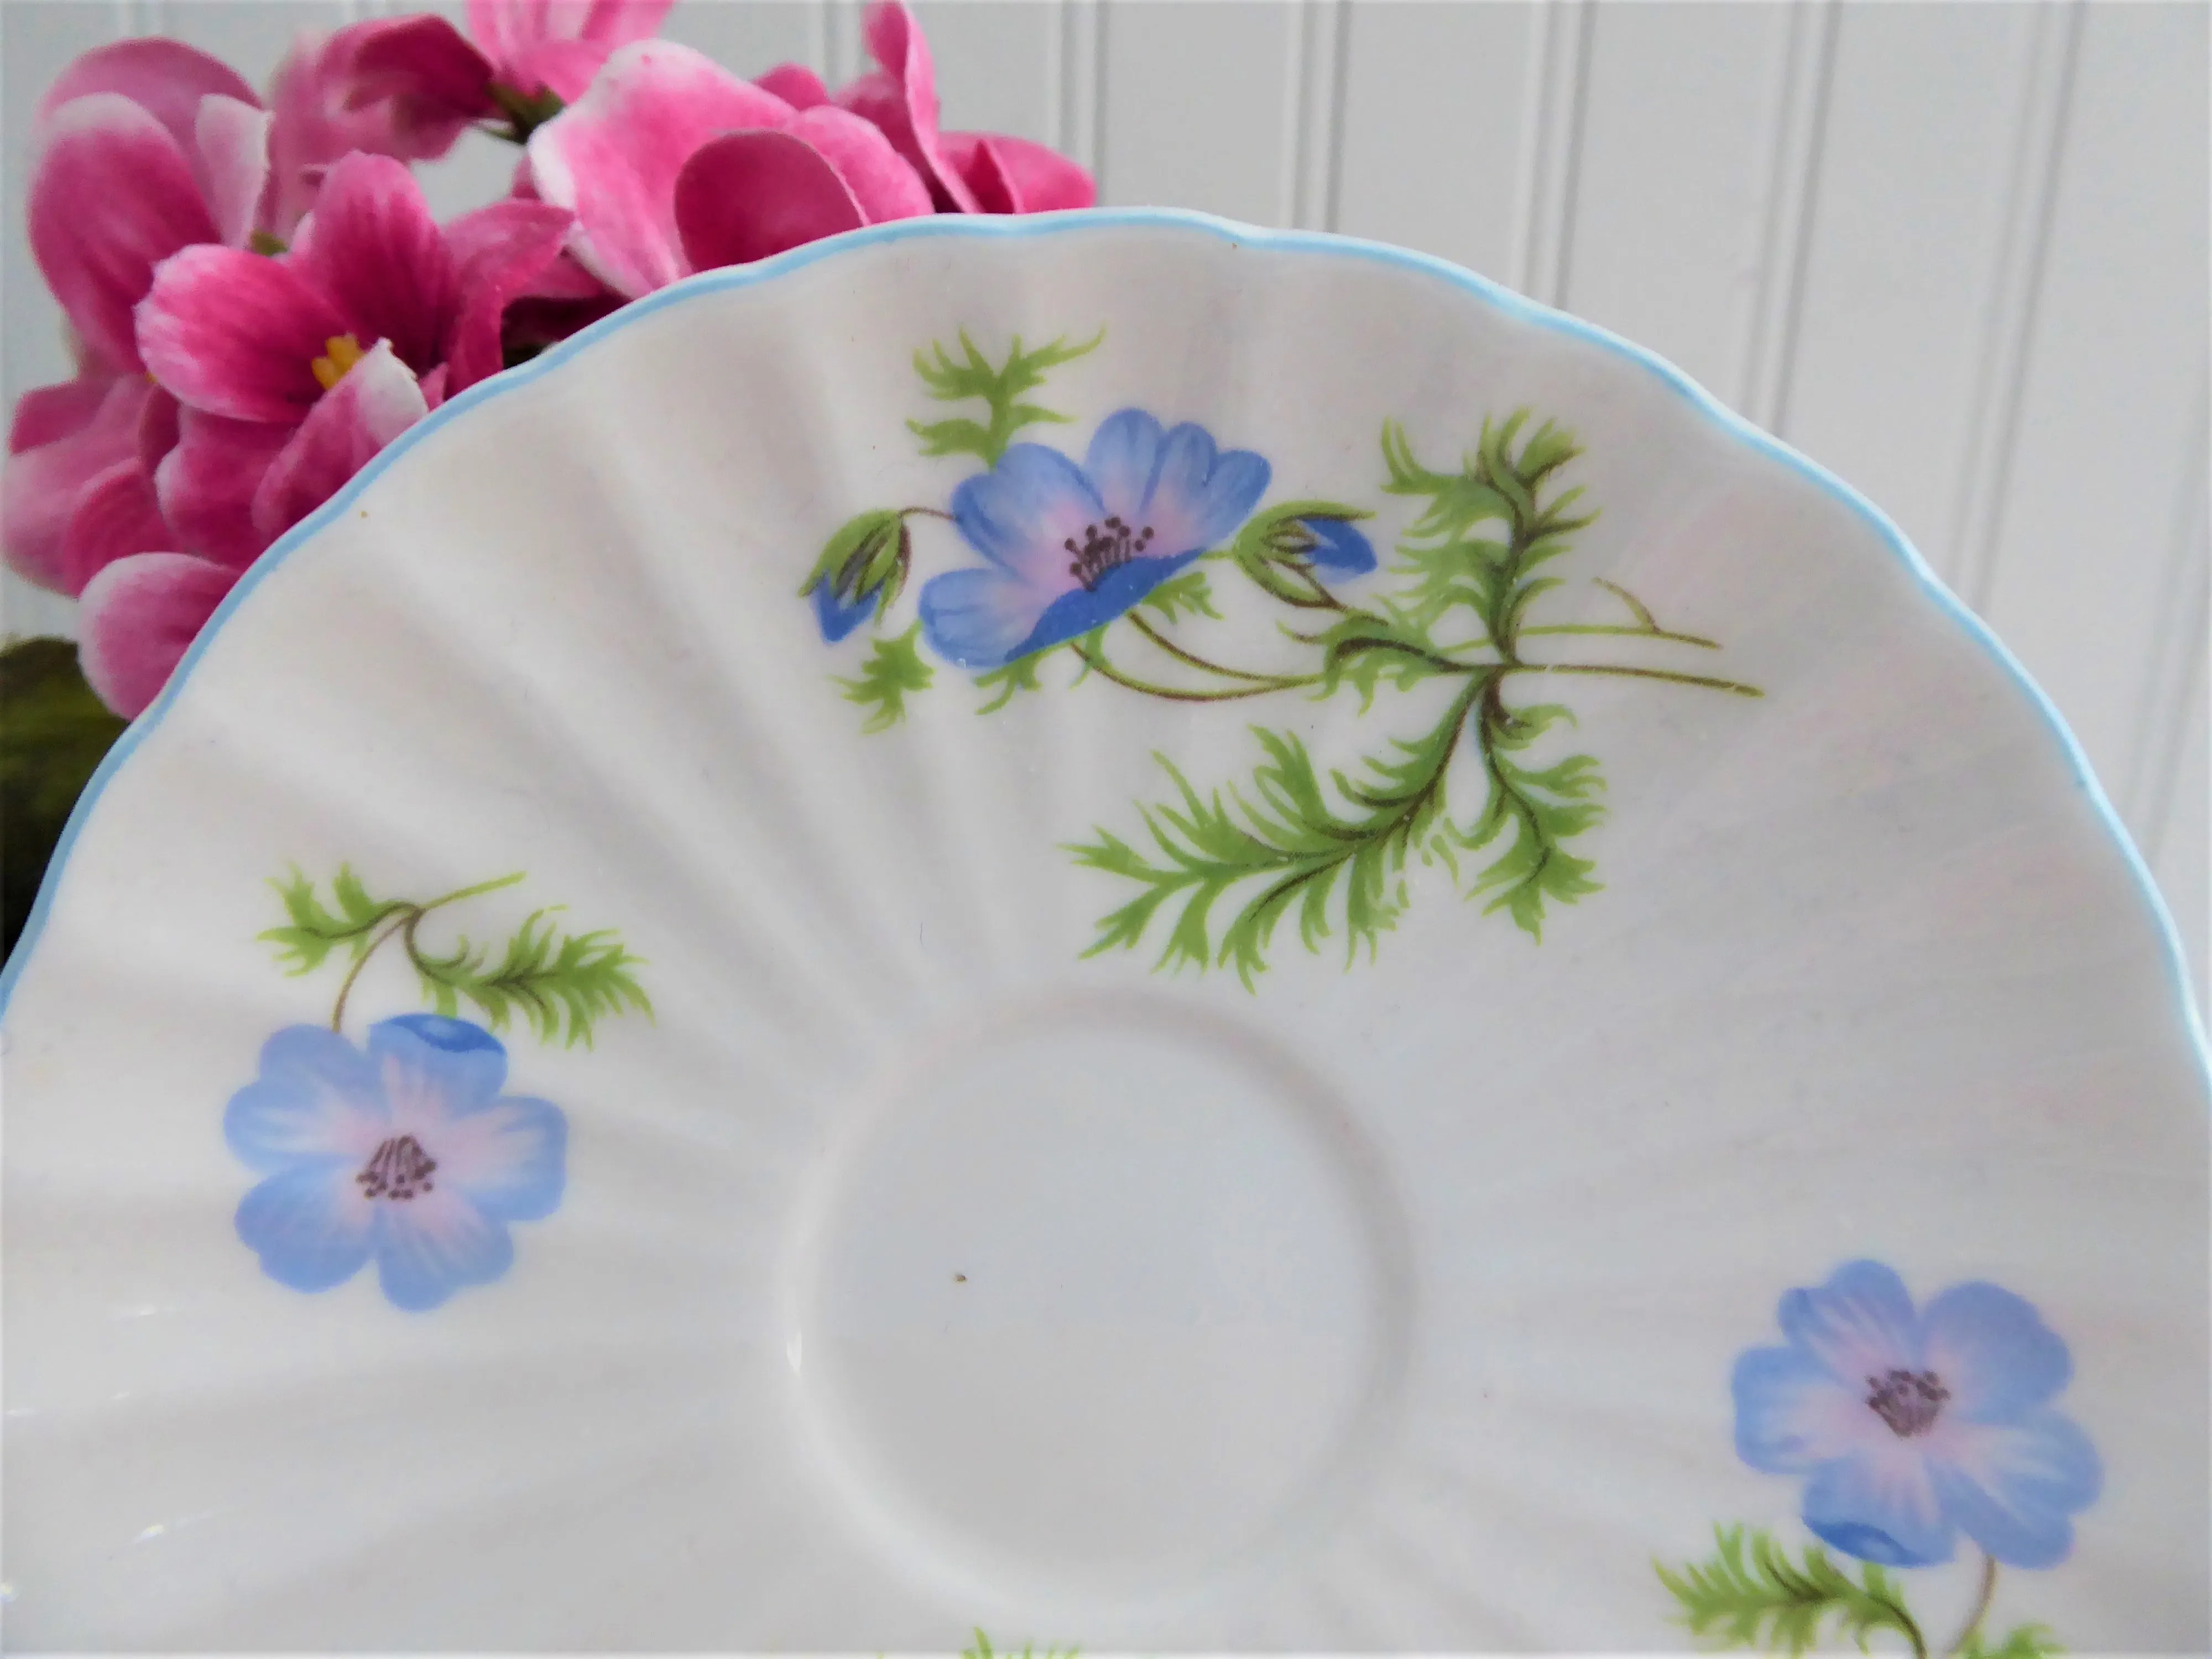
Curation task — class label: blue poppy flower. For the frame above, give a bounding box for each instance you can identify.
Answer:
[1733,1260,2101,1569]
[225,1015,566,1312]
[919,408,1271,669]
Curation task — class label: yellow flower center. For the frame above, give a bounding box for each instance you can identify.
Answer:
[310,333,367,392]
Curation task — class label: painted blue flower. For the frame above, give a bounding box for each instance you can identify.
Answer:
[1734,1260,2101,1569]
[813,579,879,643]
[1297,514,1376,576]
[919,408,1271,669]
[226,1014,566,1312]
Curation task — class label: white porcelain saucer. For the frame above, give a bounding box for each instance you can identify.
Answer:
[3,211,2204,1651]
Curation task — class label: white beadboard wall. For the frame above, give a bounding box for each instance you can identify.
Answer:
[2,0,2204,1006]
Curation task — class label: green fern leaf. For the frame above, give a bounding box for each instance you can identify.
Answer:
[1140,570,1220,622]
[259,864,405,973]
[973,650,1051,713]
[961,1631,1077,1659]
[1656,1526,1926,1657]
[1071,679,1486,986]
[909,327,1104,467]
[408,906,652,1050]
[1379,412,1598,654]
[1961,1624,2062,1659]
[837,624,935,732]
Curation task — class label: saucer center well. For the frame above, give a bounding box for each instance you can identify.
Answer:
[788,993,1406,1610]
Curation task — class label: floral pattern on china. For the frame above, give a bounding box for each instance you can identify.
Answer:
[227,868,648,1310]
[800,326,1764,982]
[1660,1261,2099,1657]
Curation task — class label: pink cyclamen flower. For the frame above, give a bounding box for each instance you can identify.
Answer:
[526,39,931,300]
[78,338,433,718]
[137,149,572,540]
[72,155,570,720]
[823,1,1095,216]
[3,41,273,596]
[339,0,675,158]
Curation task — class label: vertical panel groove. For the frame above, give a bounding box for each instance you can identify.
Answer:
[807,0,830,79]
[2128,372,2210,851]
[1321,0,1351,232]
[823,0,861,87]
[1947,0,2085,609]
[1045,0,1067,161]
[1739,0,1838,435]
[1280,0,1347,232]
[1511,0,1595,306]
[1079,0,1109,197]
[1277,0,1312,229]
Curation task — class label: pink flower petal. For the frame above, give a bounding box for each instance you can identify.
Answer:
[575,0,679,50]
[502,38,613,105]
[440,199,576,391]
[343,14,496,127]
[296,152,459,376]
[61,456,170,593]
[526,39,796,298]
[469,0,674,89]
[941,131,1015,215]
[249,340,427,544]
[2,376,149,592]
[265,25,473,236]
[137,384,181,476]
[675,129,867,273]
[756,63,830,108]
[155,409,293,568]
[945,130,1095,214]
[34,39,258,153]
[8,378,113,455]
[30,94,221,374]
[79,551,237,718]
[139,245,348,423]
[834,0,978,212]
[194,94,273,248]
[524,246,614,302]
[789,105,932,223]
[466,0,547,72]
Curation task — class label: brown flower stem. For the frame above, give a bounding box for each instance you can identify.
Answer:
[1520,622,1720,649]
[1125,614,1308,686]
[1943,1553,2000,1657]
[329,911,416,1034]
[326,873,524,1033]
[1074,639,1313,702]
[1505,661,1764,698]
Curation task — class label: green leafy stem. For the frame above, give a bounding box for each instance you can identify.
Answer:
[1057,414,1758,979]
[262,866,651,1048]
[1658,1528,2057,1659]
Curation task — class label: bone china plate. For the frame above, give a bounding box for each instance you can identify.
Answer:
[3,211,2205,1652]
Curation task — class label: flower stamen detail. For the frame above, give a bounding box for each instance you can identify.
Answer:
[1865,1366,1948,1437]
[311,333,368,392]
[357,1133,437,1201]
[1064,514,1155,591]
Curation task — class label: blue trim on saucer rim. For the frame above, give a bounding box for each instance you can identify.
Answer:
[3,207,2204,1083]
